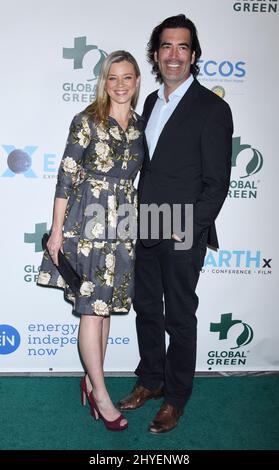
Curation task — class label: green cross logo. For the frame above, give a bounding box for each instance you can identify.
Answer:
[232,137,263,179]
[63,36,107,81]
[210,313,253,349]
[24,223,49,252]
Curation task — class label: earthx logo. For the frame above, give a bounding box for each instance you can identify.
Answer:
[1,146,58,179]
[202,249,272,276]
[1,146,37,178]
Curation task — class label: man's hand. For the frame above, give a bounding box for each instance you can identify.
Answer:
[172,233,182,242]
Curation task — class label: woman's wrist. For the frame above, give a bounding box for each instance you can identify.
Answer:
[51,226,63,235]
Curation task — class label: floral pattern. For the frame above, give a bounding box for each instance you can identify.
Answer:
[37,111,144,316]
[77,239,93,257]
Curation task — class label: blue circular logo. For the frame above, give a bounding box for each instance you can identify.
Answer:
[7,149,32,174]
[0,325,21,354]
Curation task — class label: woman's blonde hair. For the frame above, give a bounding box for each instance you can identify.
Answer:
[85,50,140,126]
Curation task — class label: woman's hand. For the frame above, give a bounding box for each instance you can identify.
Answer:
[47,231,63,266]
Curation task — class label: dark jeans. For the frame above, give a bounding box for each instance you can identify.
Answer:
[134,237,207,409]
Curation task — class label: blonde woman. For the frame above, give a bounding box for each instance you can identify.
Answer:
[38,51,144,431]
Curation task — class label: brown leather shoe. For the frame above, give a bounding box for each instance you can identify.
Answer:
[118,385,164,411]
[148,403,183,434]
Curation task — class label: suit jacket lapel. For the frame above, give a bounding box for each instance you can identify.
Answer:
[143,92,158,130]
[149,79,201,164]
[142,132,151,168]
[142,92,157,165]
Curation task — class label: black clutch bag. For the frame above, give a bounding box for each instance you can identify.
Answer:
[42,233,81,294]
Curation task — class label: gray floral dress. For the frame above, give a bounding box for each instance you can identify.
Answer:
[37,111,144,316]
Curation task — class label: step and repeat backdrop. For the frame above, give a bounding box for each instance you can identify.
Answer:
[1,0,278,373]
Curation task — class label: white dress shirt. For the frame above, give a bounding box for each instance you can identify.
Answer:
[145,75,194,159]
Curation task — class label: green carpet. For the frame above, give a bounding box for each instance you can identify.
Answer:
[0,376,278,450]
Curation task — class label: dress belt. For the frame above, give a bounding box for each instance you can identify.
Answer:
[82,171,133,186]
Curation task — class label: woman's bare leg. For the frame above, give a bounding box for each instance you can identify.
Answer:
[78,314,126,425]
[102,316,110,364]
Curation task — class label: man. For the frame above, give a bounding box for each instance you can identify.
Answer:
[118,14,233,433]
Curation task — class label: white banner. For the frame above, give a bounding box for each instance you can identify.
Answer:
[1,0,278,372]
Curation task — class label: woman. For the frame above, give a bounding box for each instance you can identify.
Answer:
[37,51,144,431]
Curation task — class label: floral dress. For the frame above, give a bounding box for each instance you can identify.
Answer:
[37,111,144,316]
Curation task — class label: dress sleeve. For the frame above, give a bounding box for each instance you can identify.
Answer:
[55,113,91,199]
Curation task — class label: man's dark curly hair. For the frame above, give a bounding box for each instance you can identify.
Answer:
[147,14,202,83]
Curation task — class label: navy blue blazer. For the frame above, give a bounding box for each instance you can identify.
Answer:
[138,79,233,249]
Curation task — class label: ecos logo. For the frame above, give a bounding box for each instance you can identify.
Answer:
[206,313,254,369]
[0,325,21,355]
[62,36,108,103]
[228,136,263,199]
[198,59,246,82]
[1,145,58,179]
[24,223,49,283]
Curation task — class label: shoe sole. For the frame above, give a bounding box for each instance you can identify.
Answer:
[148,426,177,434]
[118,395,163,411]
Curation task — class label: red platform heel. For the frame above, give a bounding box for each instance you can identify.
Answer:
[88,391,128,431]
[80,376,99,420]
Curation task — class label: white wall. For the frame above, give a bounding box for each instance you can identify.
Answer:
[1,0,278,372]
